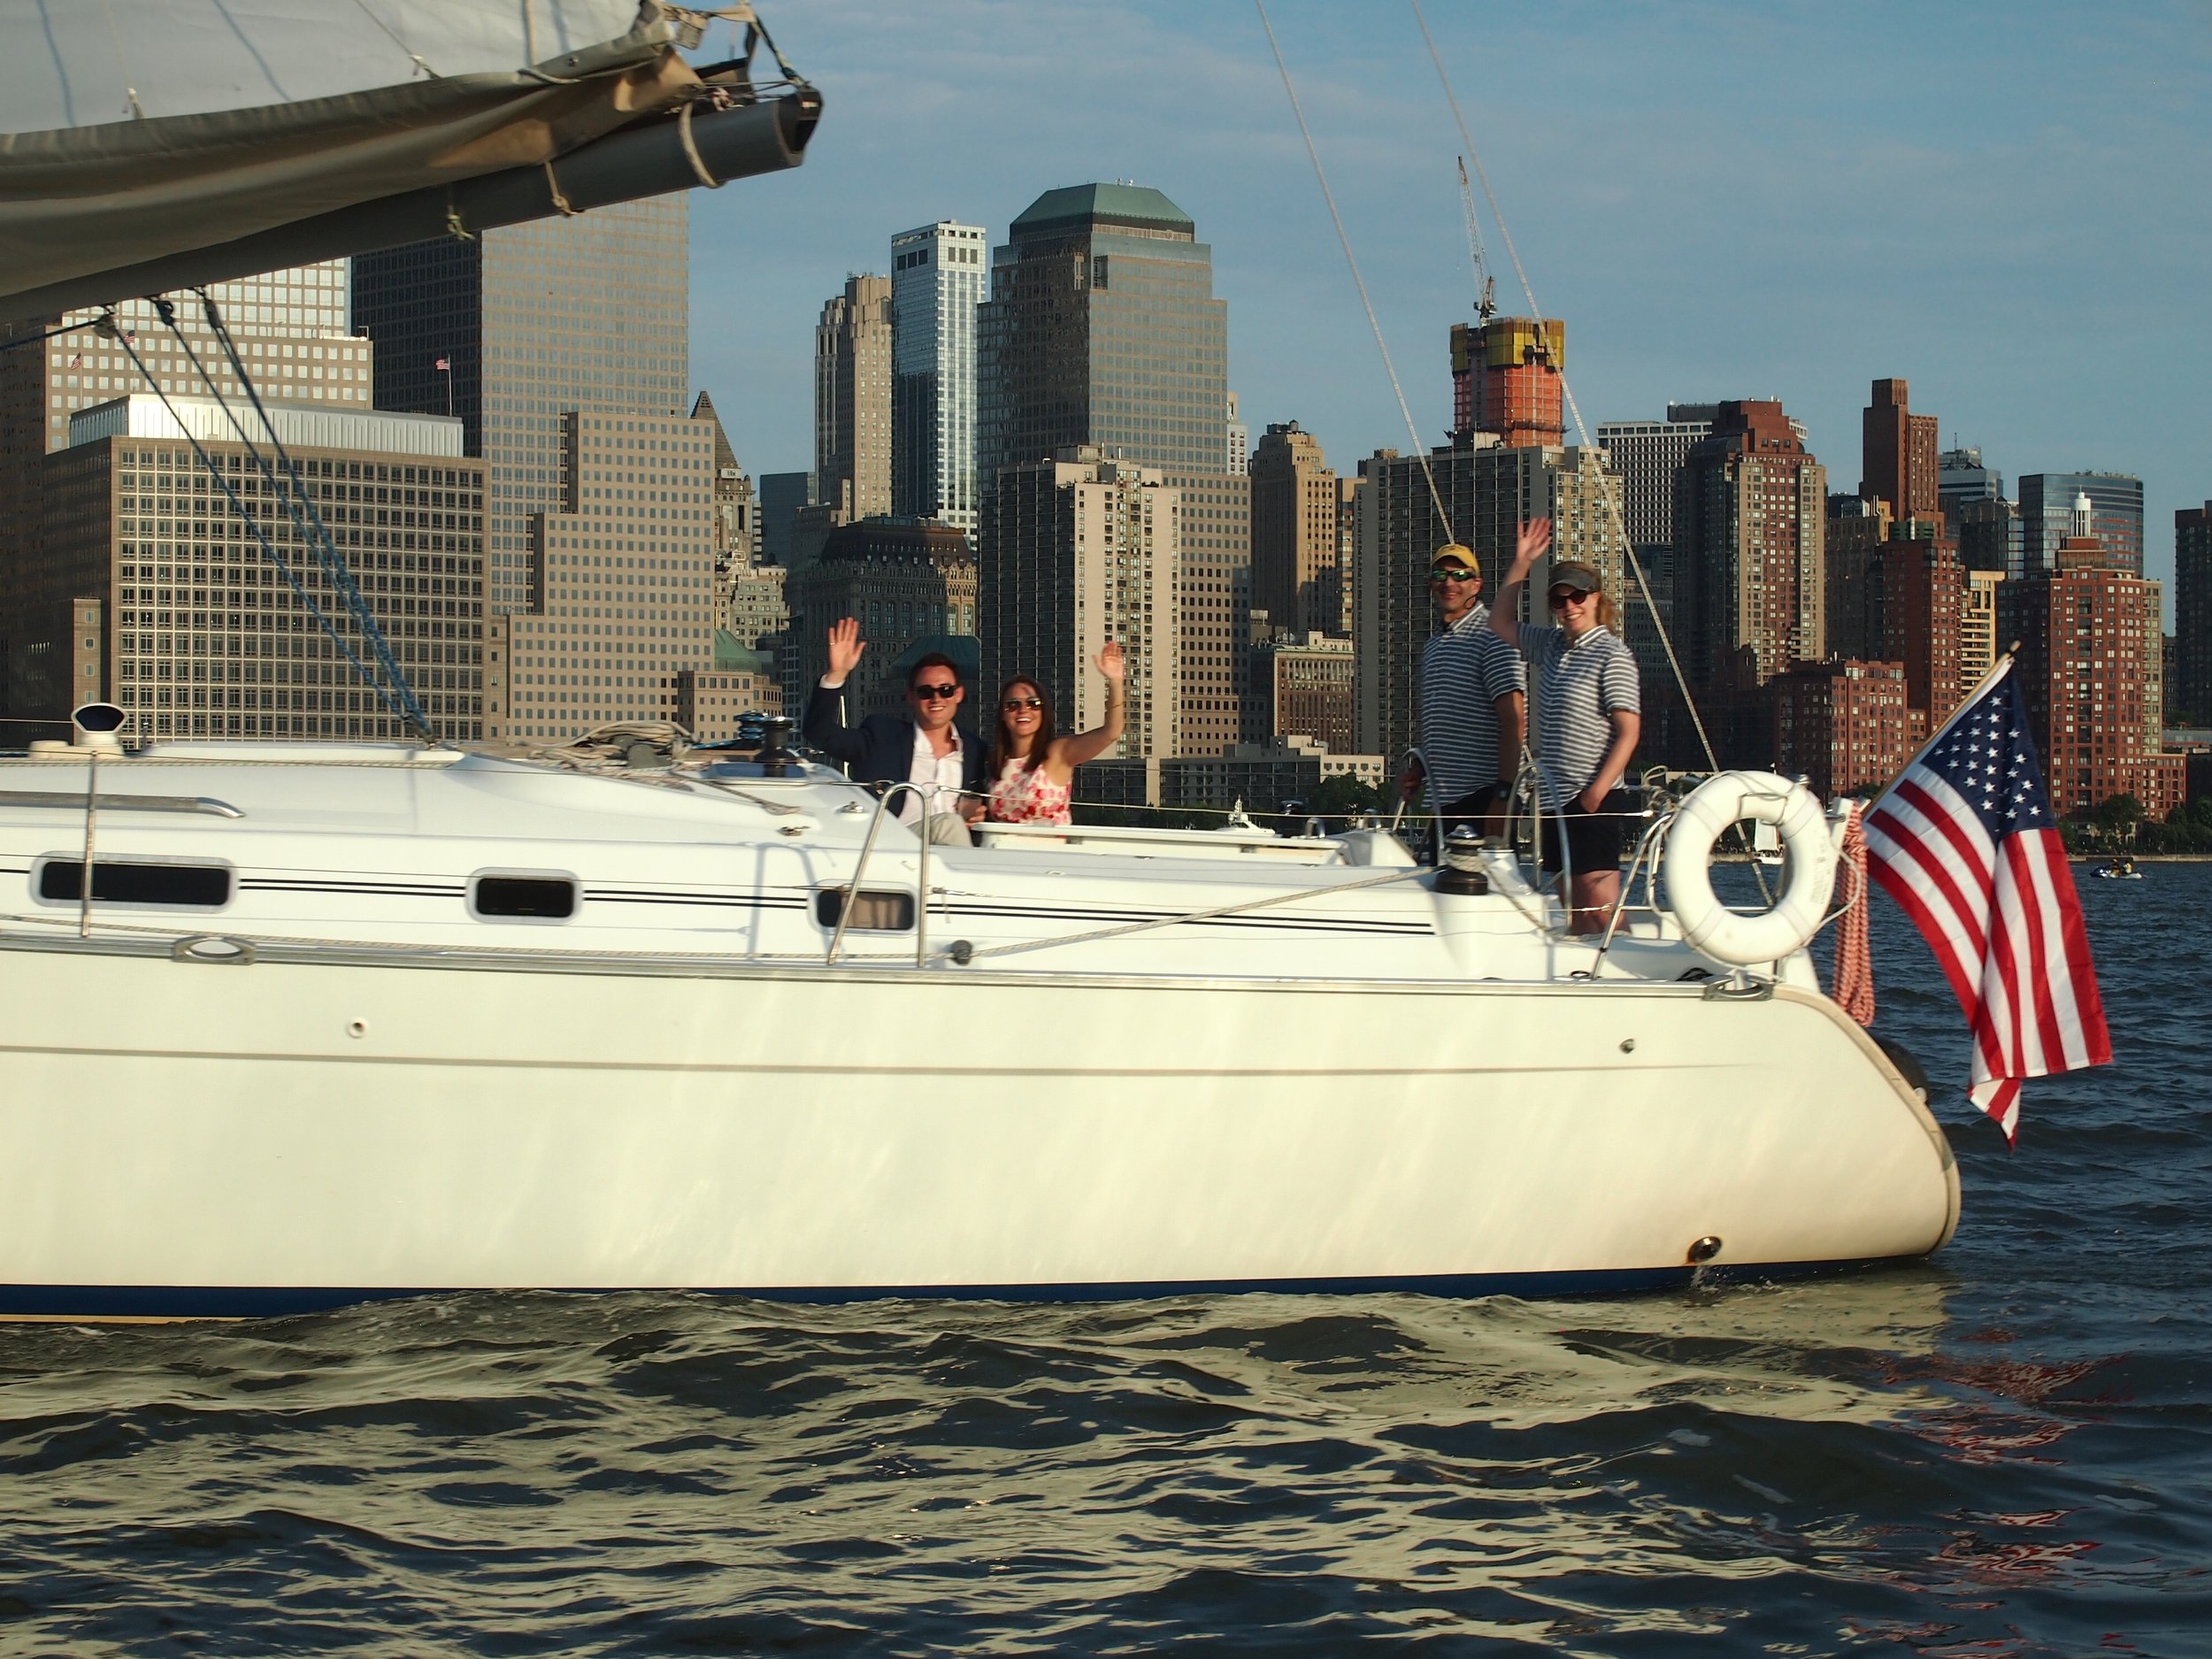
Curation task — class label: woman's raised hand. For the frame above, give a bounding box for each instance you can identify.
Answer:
[1095,640,1125,684]
[1511,517,1554,575]
[826,616,864,680]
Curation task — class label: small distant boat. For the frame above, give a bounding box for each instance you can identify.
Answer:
[2093,856,2143,880]
[1754,818,1784,868]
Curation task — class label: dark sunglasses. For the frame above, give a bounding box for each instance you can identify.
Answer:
[1429,568,1480,584]
[910,681,960,700]
[1548,588,1594,609]
[1002,696,1042,711]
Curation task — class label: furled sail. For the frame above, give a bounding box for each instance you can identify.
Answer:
[0,0,818,326]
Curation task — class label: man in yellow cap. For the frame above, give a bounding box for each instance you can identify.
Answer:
[1399,542,1525,841]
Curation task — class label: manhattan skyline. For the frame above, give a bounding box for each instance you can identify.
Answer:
[686,0,2208,599]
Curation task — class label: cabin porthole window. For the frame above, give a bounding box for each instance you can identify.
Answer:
[469,872,579,922]
[814,887,915,932]
[35,857,231,910]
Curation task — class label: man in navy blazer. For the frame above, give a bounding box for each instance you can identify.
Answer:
[803,618,988,840]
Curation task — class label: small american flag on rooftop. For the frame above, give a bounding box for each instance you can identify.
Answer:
[1863,662,2109,1142]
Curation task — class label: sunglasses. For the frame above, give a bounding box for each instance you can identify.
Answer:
[1002,696,1042,712]
[911,682,960,700]
[1429,568,1480,584]
[1548,588,1594,609]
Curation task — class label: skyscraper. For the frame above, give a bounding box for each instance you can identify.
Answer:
[482,406,719,743]
[1353,445,1478,766]
[1596,404,1714,559]
[1770,659,1924,801]
[1878,530,1965,721]
[1225,393,1248,475]
[354,199,690,617]
[2019,472,2144,578]
[787,518,976,720]
[890,220,986,534]
[1596,404,1715,690]
[1451,318,1564,449]
[42,395,482,743]
[1860,378,1940,527]
[2177,502,2212,723]
[4,261,375,717]
[1960,567,2005,702]
[981,449,1180,758]
[2001,502,2180,816]
[1249,633,1356,754]
[1938,445,2004,521]
[690,390,756,567]
[1955,496,2020,575]
[756,471,813,569]
[1824,494,1893,665]
[976,184,1243,755]
[977,184,1227,480]
[1673,401,1826,689]
[1248,421,1344,639]
[814,273,893,520]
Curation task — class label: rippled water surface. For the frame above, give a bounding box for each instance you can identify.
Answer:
[3,868,2206,1655]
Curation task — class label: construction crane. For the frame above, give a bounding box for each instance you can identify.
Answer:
[1456,156,1496,322]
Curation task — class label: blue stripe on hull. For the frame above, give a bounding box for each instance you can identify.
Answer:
[0,1259,1904,1322]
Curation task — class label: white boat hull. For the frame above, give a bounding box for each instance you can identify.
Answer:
[0,937,1958,1317]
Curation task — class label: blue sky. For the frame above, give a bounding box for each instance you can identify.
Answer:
[687,0,2211,599]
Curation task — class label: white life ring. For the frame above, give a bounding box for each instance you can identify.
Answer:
[1663,772,1837,966]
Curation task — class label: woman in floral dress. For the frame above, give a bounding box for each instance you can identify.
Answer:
[985,642,1125,827]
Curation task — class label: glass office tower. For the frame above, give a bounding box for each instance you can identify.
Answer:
[976,184,1247,753]
[353,199,689,615]
[977,184,1228,482]
[2019,471,2144,578]
[890,219,986,535]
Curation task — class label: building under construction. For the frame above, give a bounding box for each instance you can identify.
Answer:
[1450,317,1565,449]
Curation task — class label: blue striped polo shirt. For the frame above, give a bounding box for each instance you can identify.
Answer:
[1417,603,1527,806]
[1516,622,1640,807]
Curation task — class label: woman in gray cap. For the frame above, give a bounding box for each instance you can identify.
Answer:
[1490,518,1642,935]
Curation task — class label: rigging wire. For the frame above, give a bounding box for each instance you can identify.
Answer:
[181,293,436,740]
[1408,0,1725,785]
[0,317,115,355]
[349,0,435,77]
[1254,0,1452,536]
[104,310,427,737]
[96,0,145,119]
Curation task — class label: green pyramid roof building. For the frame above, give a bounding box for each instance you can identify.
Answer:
[1010,184,1194,239]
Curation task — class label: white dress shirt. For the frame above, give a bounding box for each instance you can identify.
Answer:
[903,723,965,825]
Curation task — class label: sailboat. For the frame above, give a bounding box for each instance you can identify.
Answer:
[0,6,1959,1319]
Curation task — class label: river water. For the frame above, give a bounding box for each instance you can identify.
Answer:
[0,868,2203,1655]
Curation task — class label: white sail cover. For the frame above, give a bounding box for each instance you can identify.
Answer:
[0,1,807,323]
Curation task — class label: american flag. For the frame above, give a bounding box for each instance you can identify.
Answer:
[1863,663,2109,1142]
[434,356,450,371]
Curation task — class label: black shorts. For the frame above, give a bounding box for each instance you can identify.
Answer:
[1540,788,1634,877]
[1437,783,1507,838]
